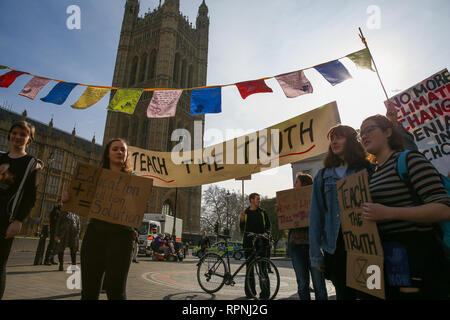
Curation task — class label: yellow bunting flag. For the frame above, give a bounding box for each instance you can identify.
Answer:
[107,89,142,114]
[71,87,110,109]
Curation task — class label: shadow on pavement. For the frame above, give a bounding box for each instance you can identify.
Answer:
[163,292,216,300]
[6,270,66,275]
[32,293,81,300]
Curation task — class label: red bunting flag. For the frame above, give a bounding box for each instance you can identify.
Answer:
[0,70,26,88]
[235,79,273,99]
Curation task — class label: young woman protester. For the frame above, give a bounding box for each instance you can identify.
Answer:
[63,138,139,300]
[309,125,373,300]
[360,114,450,300]
[0,121,42,299]
[277,172,328,300]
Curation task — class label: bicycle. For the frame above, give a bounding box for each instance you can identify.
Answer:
[196,232,280,300]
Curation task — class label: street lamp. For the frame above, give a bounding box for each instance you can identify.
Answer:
[38,151,54,235]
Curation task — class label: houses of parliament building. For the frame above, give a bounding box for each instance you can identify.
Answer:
[0,0,209,239]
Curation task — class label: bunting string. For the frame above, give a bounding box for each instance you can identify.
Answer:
[0,48,374,117]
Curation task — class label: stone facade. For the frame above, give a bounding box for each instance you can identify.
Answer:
[103,0,210,237]
[0,108,102,236]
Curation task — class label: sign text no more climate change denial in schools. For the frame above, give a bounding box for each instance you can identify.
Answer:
[129,101,341,187]
[337,170,385,299]
[386,68,450,175]
[63,163,153,229]
[276,185,312,230]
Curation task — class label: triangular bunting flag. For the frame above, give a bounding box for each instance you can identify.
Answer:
[0,70,25,88]
[107,89,142,114]
[235,79,273,99]
[314,60,352,86]
[190,87,221,115]
[19,77,51,100]
[147,90,182,118]
[275,70,313,98]
[346,48,374,71]
[40,82,78,105]
[0,65,7,69]
[72,87,110,109]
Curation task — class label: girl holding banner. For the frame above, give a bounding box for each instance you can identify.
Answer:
[309,125,373,300]
[0,121,42,299]
[360,114,450,300]
[278,172,328,300]
[63,138,138,300]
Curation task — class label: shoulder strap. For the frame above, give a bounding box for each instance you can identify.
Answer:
[396,150,411,181]
[320,168,328,211]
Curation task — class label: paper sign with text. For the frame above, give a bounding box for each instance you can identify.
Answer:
[337,170,385,299]
[275,185,312,230]
[63,162,153,229]
[385,68,449,175]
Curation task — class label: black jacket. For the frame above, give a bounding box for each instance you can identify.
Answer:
[240,207,271,248]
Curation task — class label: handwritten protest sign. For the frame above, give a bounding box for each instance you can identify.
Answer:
[129,101,341,187]
[63,162,153,229]
[385,68,450,175]
[276,185,312,230]
[337,170,385,299]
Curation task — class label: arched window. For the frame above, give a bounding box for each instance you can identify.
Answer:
[129,56,138,86]
[148,50,157,79]
[172,53,181,85]
[162,199,173,216]
[139,53,148,82]
[180,59,187,88]
[187,65,193,88]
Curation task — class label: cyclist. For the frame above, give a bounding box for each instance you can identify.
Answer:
[240,193,271,299]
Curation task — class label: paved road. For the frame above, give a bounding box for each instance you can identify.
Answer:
[4,251,336,300]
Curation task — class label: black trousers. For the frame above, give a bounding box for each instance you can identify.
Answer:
[0,215,13,300]
[44,230,56,262]
[80,221,134,300]
[58,245,77,265]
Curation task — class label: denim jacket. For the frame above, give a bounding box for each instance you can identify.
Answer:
[309,166,365,268]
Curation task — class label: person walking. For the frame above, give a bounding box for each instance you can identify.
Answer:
[44,201,62,265]
[278,172,328,300]
[55,209,80,271]
[62,138,145,300]
[240,193,271,299]
[0,121,42,299]
[198,231,210,258]
[360,114,450,299]
[309,125,373,300]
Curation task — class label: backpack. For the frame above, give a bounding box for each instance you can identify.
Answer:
[396,150,450,249]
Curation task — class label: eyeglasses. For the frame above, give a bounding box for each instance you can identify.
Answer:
[359,125,380,138]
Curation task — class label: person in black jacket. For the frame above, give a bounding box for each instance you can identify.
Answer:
[55,210,80,271]
[44,202,62,265]
[0,121,42,299]
[239,193,271,299]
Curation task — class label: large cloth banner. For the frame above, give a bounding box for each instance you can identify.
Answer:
[129,101,341,187]
[63,162,153,229]
[337,170,385,299]
[385,68,449,175]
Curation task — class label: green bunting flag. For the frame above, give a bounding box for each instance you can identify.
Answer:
[0,65,7,69]
[346,48,374,71]
[107,89,142,114]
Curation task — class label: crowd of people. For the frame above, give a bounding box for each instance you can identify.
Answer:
[0,101,449,300]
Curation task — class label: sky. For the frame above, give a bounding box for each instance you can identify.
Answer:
[0,0,449,199]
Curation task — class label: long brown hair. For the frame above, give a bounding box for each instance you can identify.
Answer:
[100,138,131,173]
[323,124,371,170]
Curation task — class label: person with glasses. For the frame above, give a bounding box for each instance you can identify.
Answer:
[360,114,450,299]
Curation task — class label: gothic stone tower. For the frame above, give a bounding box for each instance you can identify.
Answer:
[103,0,210,237]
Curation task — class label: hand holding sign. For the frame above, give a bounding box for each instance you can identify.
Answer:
[362,202,393,221]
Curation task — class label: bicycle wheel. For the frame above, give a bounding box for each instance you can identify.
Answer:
[245,258,280,300]
[197,253,227,294]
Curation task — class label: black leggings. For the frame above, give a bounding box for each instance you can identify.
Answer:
[80,221,134,300]
[0,217,13,300]
[58,246,77,265]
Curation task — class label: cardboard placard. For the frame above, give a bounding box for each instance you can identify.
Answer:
[63,162,153,229]
[337,170,385,299]
[275,185,312,230]
[385,68,450,175]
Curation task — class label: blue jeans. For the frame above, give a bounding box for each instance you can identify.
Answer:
[289,243,328,300]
